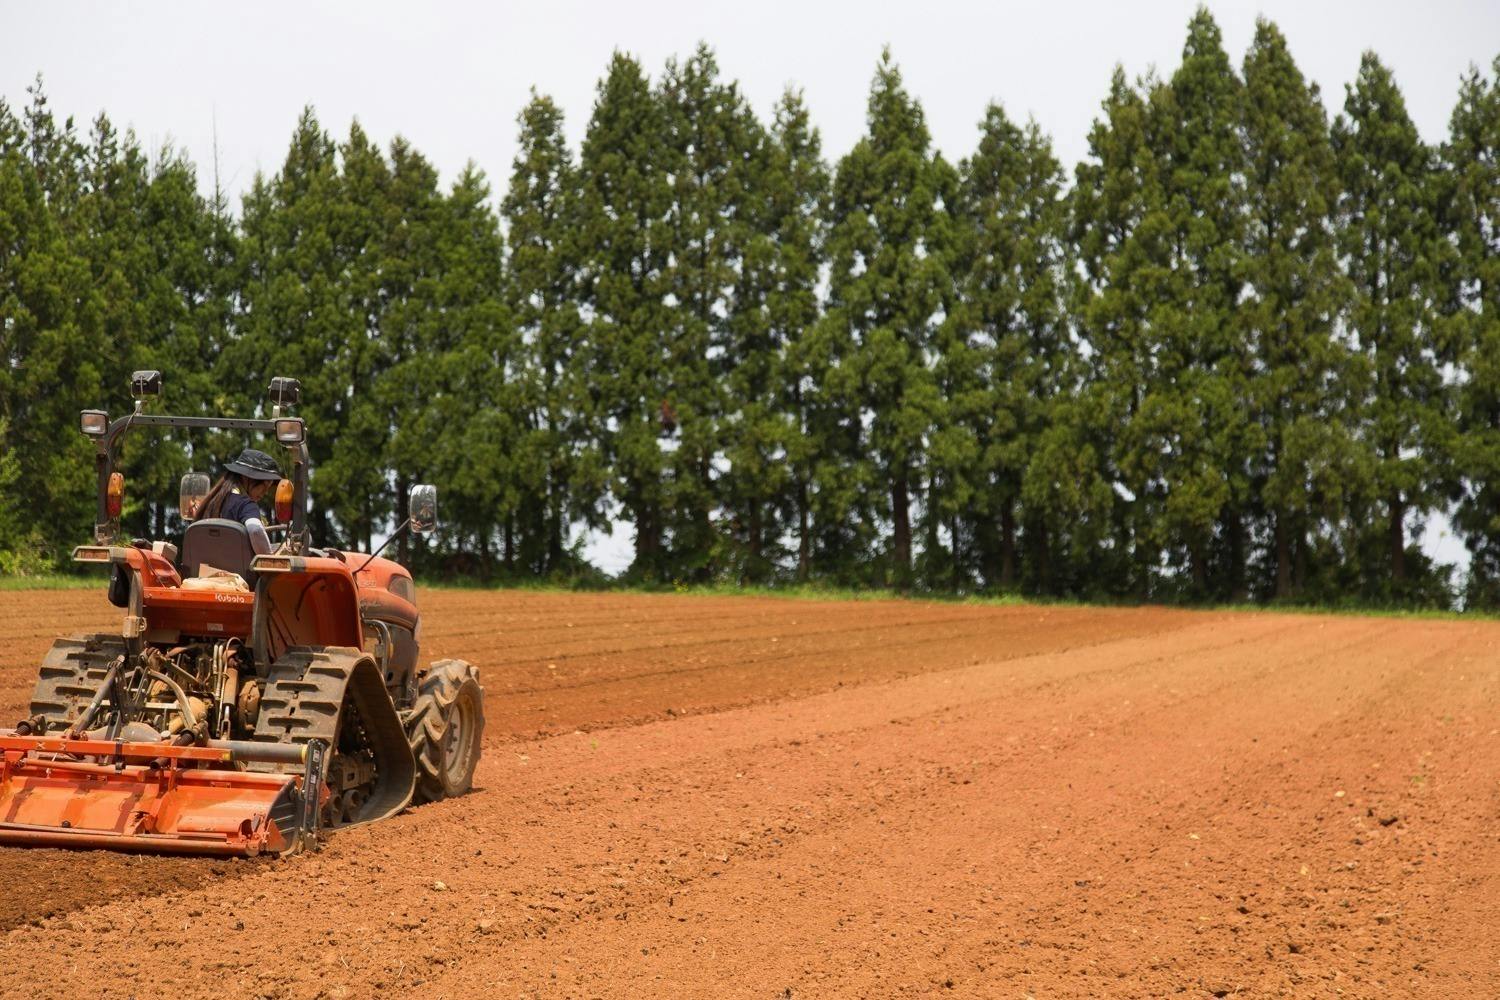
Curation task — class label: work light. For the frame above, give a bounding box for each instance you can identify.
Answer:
[268,377,302,408]
[130,370,163,400]
[275,417,305,444]
[80,410,109,436]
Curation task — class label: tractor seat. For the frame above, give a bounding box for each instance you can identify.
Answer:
[181,518,257,586]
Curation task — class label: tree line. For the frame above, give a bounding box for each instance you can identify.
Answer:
[2,10,1497,608]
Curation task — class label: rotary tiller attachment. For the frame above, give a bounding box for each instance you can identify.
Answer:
[0,733,327,857]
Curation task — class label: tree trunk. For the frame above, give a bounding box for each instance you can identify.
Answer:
[1294,526,1308,593]
[1389,493,1406,582]
[504,514,514,572]
[891,468,911,588]
[796,478,810,583]
[950,513,962,590]
[1190,541,1208,595]
[924,479,940,589]
[697,453,713,582]
[1035,521,1051,594]
[546,482,564,573]
[748,502,763,583]
[634,503,661,579]
[999,499,1017,589]
[1274,511,1293,599]
[1225,508,1247,602]
[1136,545,1153,601]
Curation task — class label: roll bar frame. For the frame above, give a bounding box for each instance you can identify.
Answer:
[91,413,310,553]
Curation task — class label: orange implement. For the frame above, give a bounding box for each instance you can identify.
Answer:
[0,734,324,857]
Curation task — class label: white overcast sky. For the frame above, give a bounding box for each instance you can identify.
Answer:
[2,0,1494,575]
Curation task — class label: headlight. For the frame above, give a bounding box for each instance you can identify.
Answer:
[275,417,305,444]
[80,410,109,436]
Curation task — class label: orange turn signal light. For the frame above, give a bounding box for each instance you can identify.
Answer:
[274,478,293,524]
[106,472,124,519]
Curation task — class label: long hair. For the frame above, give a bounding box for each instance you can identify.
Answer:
[198,472,255,521]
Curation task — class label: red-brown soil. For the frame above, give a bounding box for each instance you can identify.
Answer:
[0,587,1497,998]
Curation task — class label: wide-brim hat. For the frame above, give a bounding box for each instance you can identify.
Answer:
[224,448,282,481]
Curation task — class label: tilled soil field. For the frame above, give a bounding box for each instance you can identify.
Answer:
[0,588,1497,998]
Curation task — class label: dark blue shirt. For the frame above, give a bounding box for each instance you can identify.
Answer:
[222,490,263,526]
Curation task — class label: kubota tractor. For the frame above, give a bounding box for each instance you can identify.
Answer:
[0,372,483,857]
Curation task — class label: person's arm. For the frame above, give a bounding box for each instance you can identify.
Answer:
[244,516,272,555]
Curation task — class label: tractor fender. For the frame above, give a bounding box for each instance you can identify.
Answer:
[254,558,365,659]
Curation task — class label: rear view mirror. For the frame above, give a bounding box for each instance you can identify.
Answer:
[410,484,437,534]
[180,472,211,521]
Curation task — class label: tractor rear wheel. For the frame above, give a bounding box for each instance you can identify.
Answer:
[407,659,483,804]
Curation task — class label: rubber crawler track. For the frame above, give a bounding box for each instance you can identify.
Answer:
[27,634,125,727]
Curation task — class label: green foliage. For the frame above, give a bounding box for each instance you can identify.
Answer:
[503,92,601,576]
[574,52,676,581]
[949,103,1075,593]
[657,45,769,580]
[1241,18,1356,600]
[1446,58,1500,608]
[1076,10,1256,600]
[1333,53,1457,603]
[822,49,953,588]
[0,28,1488,610]
[1072,65,1174,597]
[766,91,831,583]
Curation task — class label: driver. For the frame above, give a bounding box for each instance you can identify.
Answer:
[196,449,281,555]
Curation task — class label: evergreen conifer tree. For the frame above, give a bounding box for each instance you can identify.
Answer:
[575,53,675,579]
[765,90,830,582]
[502,92,601,575]
[1072,67,1172,596]
[1,81,97,562]
[949,105,1072,591]
[423,164,514,574]
[658,45,766,578]
[375,137,447,565]
[135,145,236,538]
[1446,58,1500,606]
[1333,54,1456,598]
[822,50,951,587]
[1241,19,1356,599]
[319,122,395,551]
[232,109,358,547]
[1146,8,1250,597]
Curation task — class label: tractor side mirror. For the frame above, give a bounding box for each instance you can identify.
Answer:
[179,472,211,522]
[409,484,437,534]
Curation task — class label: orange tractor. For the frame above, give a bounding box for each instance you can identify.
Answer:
[0,373,483,856]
